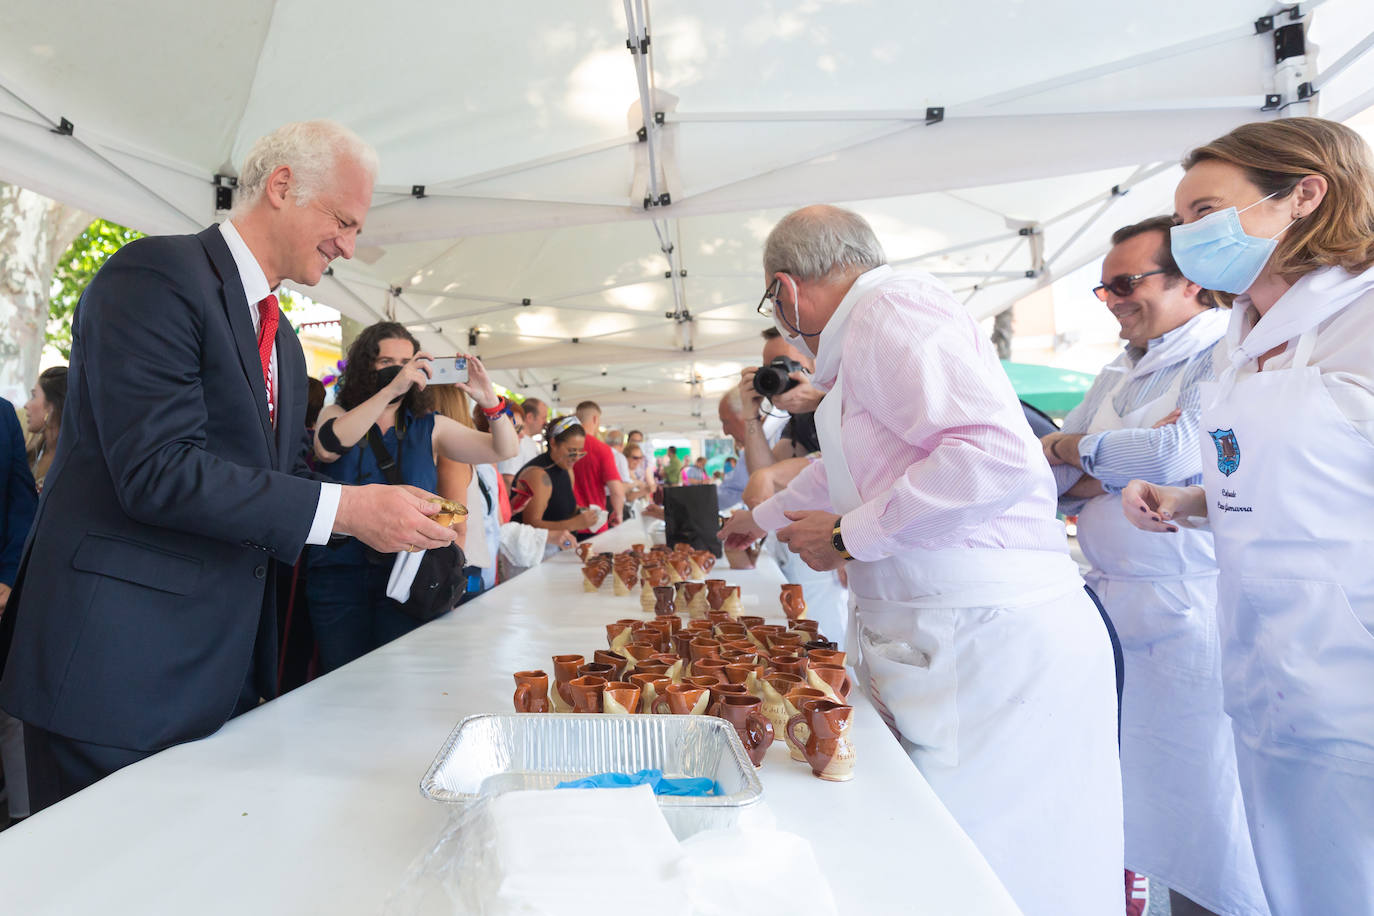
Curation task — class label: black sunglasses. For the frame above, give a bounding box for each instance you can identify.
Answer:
[1093,269,1167,302]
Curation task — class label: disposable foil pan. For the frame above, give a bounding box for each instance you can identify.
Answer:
[420,713,763,836]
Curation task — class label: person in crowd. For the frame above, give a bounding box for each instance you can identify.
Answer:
[1124,117,1374,913]
[720,204,1122,915]
[626,429,644,449]
[739,327,824,468]
[429,385,499,603]
[0,398,37,826]
[736,330,851,645]
[571,401,625,535]
[662,445,683,485]
[511,416,599,539]
[0,120,456,812]
[623,440,652,494]
[465,399,505,598]
[723,456,736,474]
[307,322,516,670]
[1045,218,1263,916]
[498,397,547,490]
[716,390,753,509]
[23,367,66,492]
[681,456,710,485]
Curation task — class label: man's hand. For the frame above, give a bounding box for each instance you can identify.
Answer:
[1041,431,1087,468]
[771,376,825,414]
[719,509,765,550]
[334,484,458,553]
[776,510,845,571]
[0,583,10,613]
[1121,481,1206,533]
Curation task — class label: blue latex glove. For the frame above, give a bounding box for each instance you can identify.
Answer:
[555,768,720,797]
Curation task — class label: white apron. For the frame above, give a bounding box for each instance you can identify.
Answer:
[1075,322,1268,914]
[1200,312,1374,914]
[816,363,1123,916]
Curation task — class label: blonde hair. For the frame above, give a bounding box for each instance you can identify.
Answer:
[1183,117,1374,278]
[431,385,475,429]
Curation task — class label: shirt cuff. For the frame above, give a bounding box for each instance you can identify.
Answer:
[306,482,341,545]
[752,494,790,533]
[1077,431,1107,476]
[834,500,890,563]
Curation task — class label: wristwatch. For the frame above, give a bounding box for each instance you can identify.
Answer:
[831,520,853,560]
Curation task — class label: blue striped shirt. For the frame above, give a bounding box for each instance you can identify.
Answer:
[1055,317,1222,514]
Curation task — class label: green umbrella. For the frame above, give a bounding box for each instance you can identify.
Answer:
[999,361,1097,419]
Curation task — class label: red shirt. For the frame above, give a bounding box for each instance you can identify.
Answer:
[573,434,622,533]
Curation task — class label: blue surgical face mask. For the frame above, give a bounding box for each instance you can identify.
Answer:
[1169,192,1296,295]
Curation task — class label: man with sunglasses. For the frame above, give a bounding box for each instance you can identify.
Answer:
[1042,217,1263,916]
[720,204,1123,916]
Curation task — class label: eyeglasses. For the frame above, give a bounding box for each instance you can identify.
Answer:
[1093,270,1167,302]
[756,277,781,318]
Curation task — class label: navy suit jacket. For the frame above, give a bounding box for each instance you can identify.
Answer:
[0,400,38,587]
[0,226,323,751]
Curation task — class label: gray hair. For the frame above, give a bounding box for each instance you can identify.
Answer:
[231,120,379,215]
[719,387,744,417]
[763,205,887,283]
[604,429,624,446]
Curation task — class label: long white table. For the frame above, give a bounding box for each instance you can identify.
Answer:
[0,518,1020,915]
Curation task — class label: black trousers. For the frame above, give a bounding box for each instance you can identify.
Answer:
[23,658,262,815]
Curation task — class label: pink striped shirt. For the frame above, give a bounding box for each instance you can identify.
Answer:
[752,271,1069,562]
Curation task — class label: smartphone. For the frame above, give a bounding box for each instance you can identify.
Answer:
[429,355,469,386]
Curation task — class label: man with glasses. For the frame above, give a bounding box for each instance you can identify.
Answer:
[1041,217,1264,916]
[720,204,1123,916]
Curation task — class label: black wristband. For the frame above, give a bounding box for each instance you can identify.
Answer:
[317,417,345,454]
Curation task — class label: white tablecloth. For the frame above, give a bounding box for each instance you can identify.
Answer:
[0,518,1020,915]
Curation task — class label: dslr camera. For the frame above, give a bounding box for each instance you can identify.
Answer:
[752,356,804,397]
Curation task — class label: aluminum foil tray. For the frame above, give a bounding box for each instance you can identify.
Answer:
[420,714,763,835]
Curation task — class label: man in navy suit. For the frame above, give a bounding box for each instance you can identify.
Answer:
[0,121,457,812]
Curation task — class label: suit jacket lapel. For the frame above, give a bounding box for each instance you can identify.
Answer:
[197,227,277,462]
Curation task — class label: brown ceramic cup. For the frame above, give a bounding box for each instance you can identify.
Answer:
[568,675,606,713]
[593,650,629,680]
[768,631,806,653]
[654,683,710,715]
[790,619,821,636]
[708,682,750,713]
[512,670,550,713]
[769,654,808,679]
[552,654,585,709]
[652,585,677,617]
[739,615,765,630]
[577,662,617,683]
[704,579,729,611]
[807,649,847,668]
[715,694,775,767]
[602,681,642,715]
[628,673,670,714]
[692,658,730,684]
[808,663,853,701]
[786,698,856,781]
[779,583,807,620]
[689,638,722,662]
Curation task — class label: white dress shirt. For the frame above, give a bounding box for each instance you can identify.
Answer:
[219,221,339,545]
[498,436,541,476]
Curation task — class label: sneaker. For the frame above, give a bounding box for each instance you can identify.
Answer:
[1124,869,1150,916]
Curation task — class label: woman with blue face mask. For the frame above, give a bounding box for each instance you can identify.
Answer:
[1123,117,1374,913]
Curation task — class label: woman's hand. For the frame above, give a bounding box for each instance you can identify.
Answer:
[456,355,500,410]
[571,507,601,530]
[1121,481,1206,532]
[719,509,765,550]
[546,529,576,550]
[387,352,433,399]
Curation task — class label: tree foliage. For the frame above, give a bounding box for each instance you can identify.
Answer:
[48,219,143,358]
[47,220,303,357]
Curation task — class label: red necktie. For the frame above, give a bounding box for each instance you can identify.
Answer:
[256,294,278,426]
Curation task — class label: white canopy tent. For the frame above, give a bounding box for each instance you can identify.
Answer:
[3,0,1372,431]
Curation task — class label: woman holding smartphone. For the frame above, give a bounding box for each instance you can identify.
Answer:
[307,322,517,670]
[1123,117,1374,911]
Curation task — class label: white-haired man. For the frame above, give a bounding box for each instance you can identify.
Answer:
[720,205,1123,916]
[0,120,455,812]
